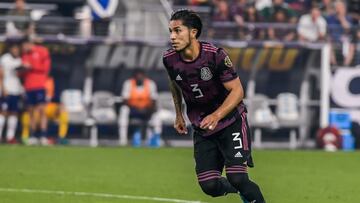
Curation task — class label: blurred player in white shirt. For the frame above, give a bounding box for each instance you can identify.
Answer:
[0,43,24,144]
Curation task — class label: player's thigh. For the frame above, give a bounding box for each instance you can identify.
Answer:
[217,117,251,167]
[26,89,46,107]
[193,131,224,174]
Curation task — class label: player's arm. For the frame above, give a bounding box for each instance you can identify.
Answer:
[43,48,51,74]
[214,78,244,119]
[149,80,158,111]
[0,57,6,97]
[121,80,131,105]
[200,78,244,130]
[0,64,5,97]
[169,79,182,115]
[169,78,188,134]
[163,54,188,134]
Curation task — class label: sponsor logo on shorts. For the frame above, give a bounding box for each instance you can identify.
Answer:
[234,151,243,158]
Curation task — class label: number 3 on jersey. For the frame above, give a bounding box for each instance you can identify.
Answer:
[190,84,204,98]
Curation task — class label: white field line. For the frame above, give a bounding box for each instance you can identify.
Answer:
[0,188,208,203]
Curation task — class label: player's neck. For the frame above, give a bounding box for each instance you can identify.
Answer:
[180,40,200,62]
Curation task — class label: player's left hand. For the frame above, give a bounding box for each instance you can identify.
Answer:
[200,114,220,131]
[23,63,31,69]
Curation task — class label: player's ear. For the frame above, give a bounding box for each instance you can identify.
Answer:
[190,28,198,39]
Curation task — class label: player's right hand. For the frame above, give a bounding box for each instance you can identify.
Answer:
[23,63,31,69]
[174,115,188,135]
[2,90,8,97]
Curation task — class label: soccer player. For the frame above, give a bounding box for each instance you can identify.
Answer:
[118,69,161,146]
[163,9,265,203]
[21,77,69,145]
[0,43,23,144]
[20,37,51,145]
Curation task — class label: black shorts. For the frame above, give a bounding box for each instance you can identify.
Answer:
[193,113,253,178]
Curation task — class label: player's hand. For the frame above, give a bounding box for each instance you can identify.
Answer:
[23,63,31,69]
[174,115,188,135]
[200,114,220,131]
[2,90,8,97]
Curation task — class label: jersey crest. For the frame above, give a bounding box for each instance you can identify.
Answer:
[200,67,213,81]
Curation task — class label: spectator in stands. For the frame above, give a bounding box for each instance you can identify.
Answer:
[319,0,335,17]
[229,0,247,39]
[87,0,118,36]
[267,8,296,41]
[118,69,161,147]
[208,0,233,39]
[188,0,212,6]
[326,1,352,42]
[20,37,51,145]
[242,3,265,40]
[6,0,33,37]
[347,0,360,25]
[326,0,354,66]
[255,0,272,11]
[211,0,232,22]
[352,27,360,66]
[285,0,308,15]
[21,77,69,145]
[0,43,23,144]
[230,0,247,26]
[260,0,297,24]
[297,6,327,42]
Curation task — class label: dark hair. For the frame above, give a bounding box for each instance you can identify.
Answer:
[132,68,145,76]
[4,42,19,54]
[310,3,321,10]
[170,9,202,38]
[7,42,19,48]
[5,38,20,47]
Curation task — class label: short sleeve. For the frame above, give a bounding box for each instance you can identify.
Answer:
[162,56,175,81]
[319,17,327,35]
[162,57,168,70]
[121,80,131,99]
[0,56,3,68]
[149,80,158,99]
[215,48,238,83]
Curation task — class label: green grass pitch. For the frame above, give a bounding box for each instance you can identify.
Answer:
[0,145,359,203]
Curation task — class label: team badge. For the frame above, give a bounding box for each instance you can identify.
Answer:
[224,56,233,68]
[200,67,213,81]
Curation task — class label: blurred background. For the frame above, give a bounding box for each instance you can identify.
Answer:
[0,0,359,151]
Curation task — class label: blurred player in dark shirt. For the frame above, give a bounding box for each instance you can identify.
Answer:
[163,9,265,203]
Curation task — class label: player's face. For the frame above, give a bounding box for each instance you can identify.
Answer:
[10,46,20,57]
[169,20,194,52]
[134,72,145,81]
[22,42,32,53]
